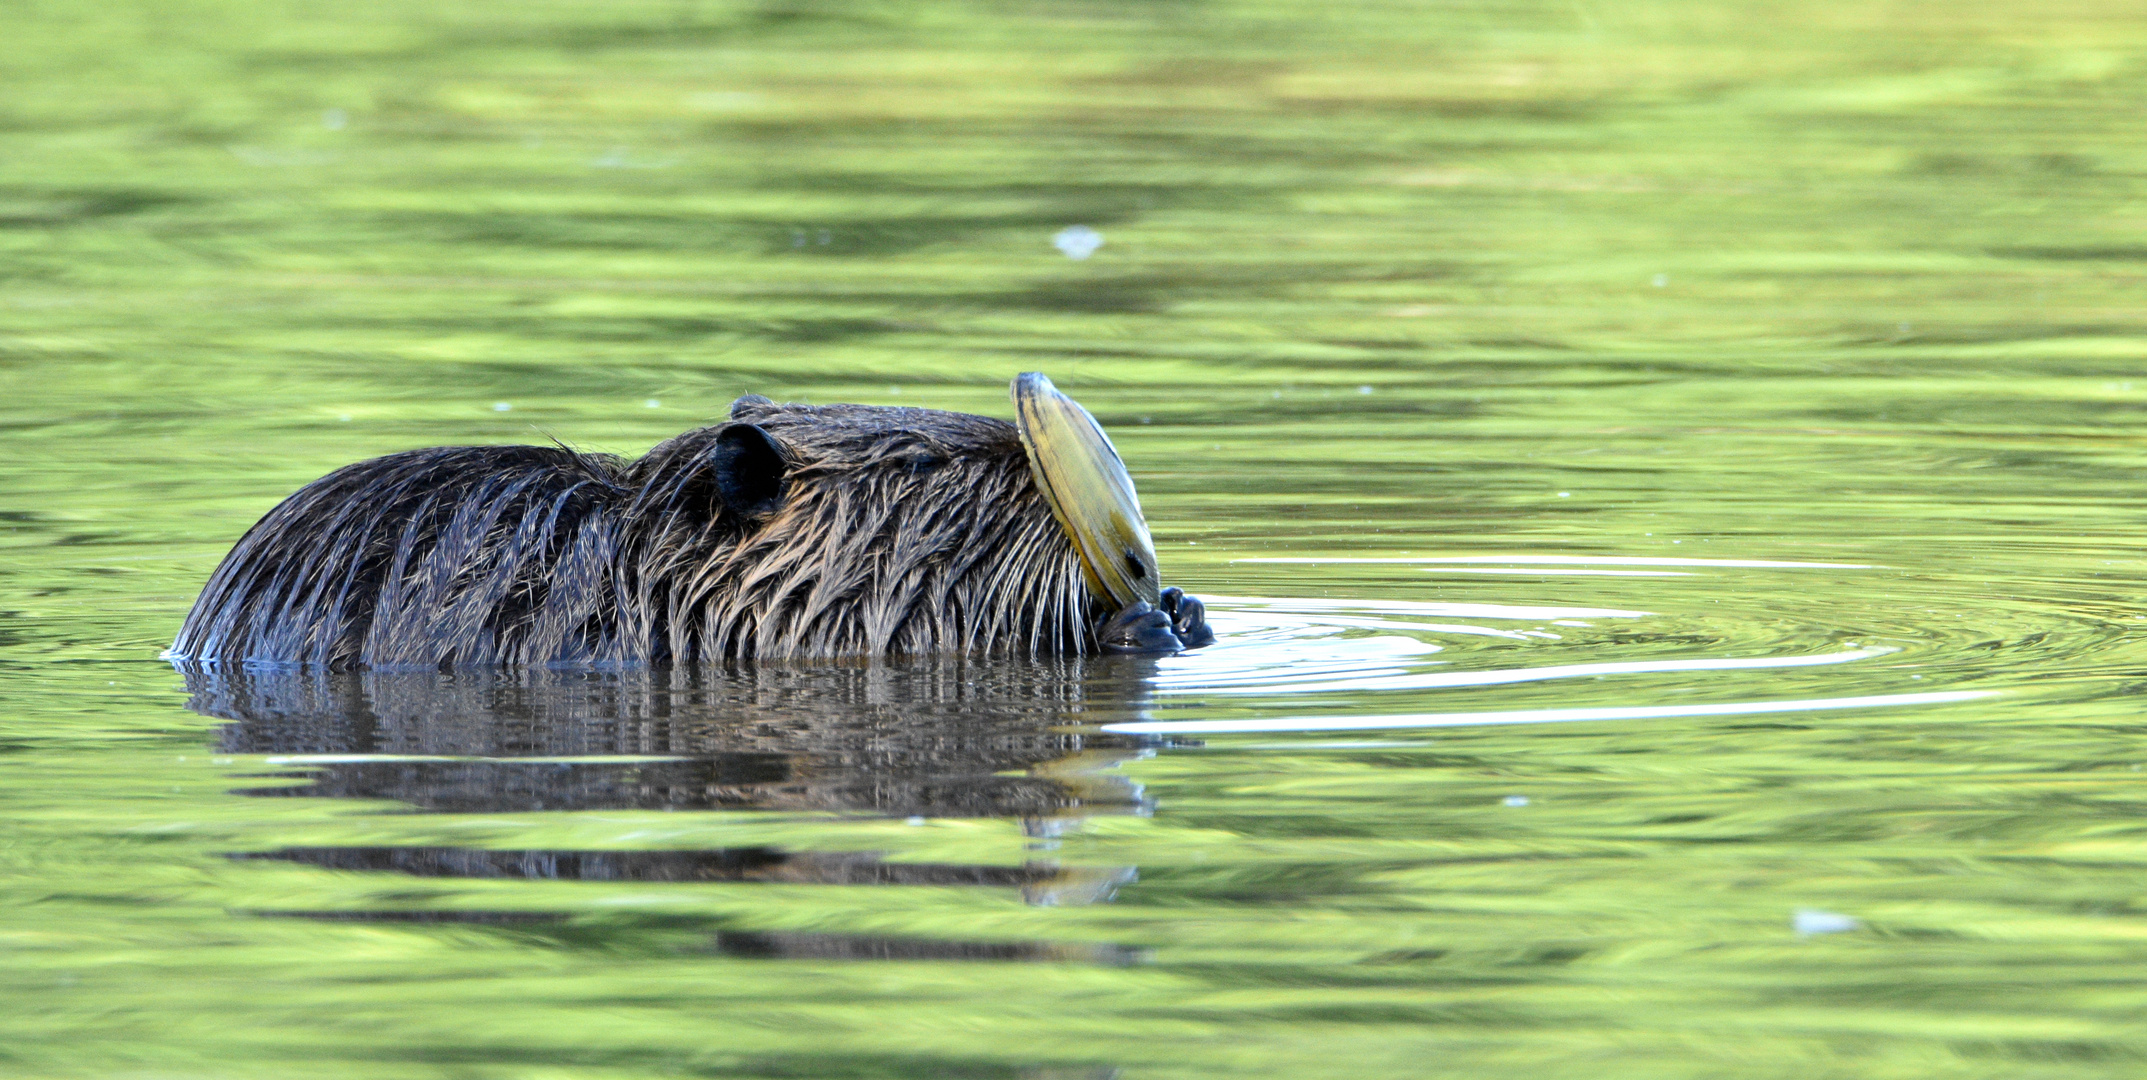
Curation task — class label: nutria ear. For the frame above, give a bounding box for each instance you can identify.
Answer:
[711,423,789,522]
[729,394,773,418]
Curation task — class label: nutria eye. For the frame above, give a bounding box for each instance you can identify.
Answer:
[1125,550,1148,579]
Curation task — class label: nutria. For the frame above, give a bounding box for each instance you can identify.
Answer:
[169,374,1212,669]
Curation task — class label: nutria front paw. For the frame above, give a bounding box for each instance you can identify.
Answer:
[1099,590,1216,654]
[1160,587,1215,649]
[1099,600,1184,653]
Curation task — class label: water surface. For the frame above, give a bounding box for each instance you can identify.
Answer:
[9,0,2147,1076]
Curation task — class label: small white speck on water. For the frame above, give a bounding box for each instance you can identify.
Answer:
[644,399,660,408]
[1357,385,1373,395]
[1557,492,1570,497]
[905,816,927,826]
[1793,909,1858,936]
[887,386,901,396]
[1652,273,1668,287]
[1502,795,1529,807]
[493,402,511,412]
[337,414,351,422]
[1139,416,1152,424]
[1053,225,1103,260]
[322,108,347,130]
[1911,674,1923,679]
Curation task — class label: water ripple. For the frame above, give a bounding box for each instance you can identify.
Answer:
[1104,688,2000,735]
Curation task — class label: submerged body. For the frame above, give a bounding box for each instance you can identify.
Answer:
[171,380,1210,669]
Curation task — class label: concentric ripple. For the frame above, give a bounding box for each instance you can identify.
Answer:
[1118,554,2147,735]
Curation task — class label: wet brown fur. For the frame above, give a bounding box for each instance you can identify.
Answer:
[170,399,1095,669]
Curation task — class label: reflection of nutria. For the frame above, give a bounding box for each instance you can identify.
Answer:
[170,374,1211,668]
[187,659,1162,821]
[194,662,1159,901]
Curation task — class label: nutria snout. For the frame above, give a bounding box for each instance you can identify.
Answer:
[168,375,1213,669]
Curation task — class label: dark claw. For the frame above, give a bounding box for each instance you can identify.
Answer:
[1099,600,1185,654]
[1161,587,1215,649]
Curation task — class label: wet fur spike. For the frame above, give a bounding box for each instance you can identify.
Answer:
[171,400,1095,669]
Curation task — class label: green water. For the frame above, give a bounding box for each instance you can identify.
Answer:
[10,0,2147,1075]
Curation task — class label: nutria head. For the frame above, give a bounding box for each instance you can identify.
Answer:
[628,392,1080,658]
[170,374,1210,668]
